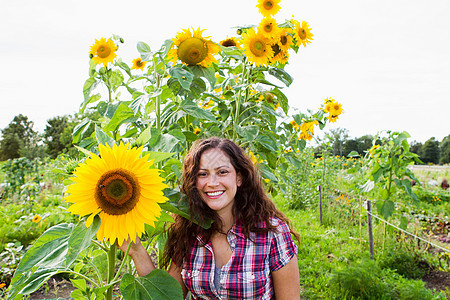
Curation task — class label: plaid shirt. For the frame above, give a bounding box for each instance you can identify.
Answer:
[181,217,298,299]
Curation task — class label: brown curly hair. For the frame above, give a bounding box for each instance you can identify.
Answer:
[161,137,299,268]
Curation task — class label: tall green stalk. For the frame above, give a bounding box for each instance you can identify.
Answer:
[106,244,116,300]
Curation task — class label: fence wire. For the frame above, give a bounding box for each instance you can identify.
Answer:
[366,208,450,253]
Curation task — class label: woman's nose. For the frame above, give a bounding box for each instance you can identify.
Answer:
[207,174,219,186]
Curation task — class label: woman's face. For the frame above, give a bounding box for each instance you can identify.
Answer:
[195,148,242,216]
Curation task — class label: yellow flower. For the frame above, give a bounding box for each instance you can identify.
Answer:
[220,37,241,49]
[248,150,262,165]
[168,27,220,67]
[32,215,41,223]
[65,143,168,246]
[201,99,214,109]
[0,283,5,289]
[328,114,339,123]
[257,0,281,17]
[292,20,314,47]
[242,28,274,66]
[258,17,281,40]
[290,120,299,131]
[278,28,294,52]
[299,120,319,141]
[132,58,146,71]
[271,47,289,64]
[194,127,201,135]
[89,38,117,67]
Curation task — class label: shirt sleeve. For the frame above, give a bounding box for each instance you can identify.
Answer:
[268,219,298,272]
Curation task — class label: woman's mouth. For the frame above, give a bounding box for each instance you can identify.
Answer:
[205,191,224,198]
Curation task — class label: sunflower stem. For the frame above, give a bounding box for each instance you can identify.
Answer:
[106,243,116,300]
[154,56,162,131]
[112,240,132,283]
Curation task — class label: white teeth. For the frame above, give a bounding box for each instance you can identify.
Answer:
[206,191,223,196]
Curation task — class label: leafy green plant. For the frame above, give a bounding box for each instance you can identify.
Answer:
[362,131,422,219]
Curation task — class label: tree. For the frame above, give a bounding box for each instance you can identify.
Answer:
[342,134,375,158]
[0,114,36,160]
[419,137,440,164]
[325,128,349,156]
[44,115,71,158]
[440,135,450,165]
[410,140,423,158]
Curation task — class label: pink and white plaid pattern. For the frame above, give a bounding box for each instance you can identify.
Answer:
[181,217,298,299]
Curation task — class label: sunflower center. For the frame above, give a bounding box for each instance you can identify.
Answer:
[264,24,273,33]
[95,168,140,215]
[280,35,288,45]
[177,37,208,65]
[97,45,112,58]
[263,0,273,10]
[221,39,237,47]
[299,28,307,40]
[250,40,266,57]
[136,60,143,67]
[271,44,281,57]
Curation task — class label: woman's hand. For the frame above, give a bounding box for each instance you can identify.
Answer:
[118,235,144,258]
[117,236,156,276]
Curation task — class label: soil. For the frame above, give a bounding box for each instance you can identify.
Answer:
[423,270,450,294]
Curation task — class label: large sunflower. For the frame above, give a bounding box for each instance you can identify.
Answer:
[168,27,220,67]
[292,20,314,47]
[65,143,168,246]
[89,38,117,67]
[242,28,274,66]
[258,17,281,40]
[257,0,281,17]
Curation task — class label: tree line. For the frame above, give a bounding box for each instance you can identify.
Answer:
[314,128,450,165]
[0,115,449,165]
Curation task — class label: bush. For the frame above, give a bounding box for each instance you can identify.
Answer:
[329,258,444,299]
[378,250,430,279]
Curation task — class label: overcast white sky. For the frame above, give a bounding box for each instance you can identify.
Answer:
[1,0,449,143]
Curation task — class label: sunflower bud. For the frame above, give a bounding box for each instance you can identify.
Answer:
[89,53,94,59]
[236,29,242,35]
[264,92,275,103]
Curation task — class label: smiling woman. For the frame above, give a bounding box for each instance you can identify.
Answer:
[120,137,301,299]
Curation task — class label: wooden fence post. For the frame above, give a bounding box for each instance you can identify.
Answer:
[318,185,323,225]
[366,200,374,259]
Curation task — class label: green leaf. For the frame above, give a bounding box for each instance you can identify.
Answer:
[120,270,183,300]
[72,119,91,144]
[143,151,176,164]
[376,200,395,219]
[270,88,289,114]
[108,69,124,92]
[188,65,216,88]
[82,77,98,106]
[180,100,216,122]
[256,133,278,152]
[259,163,278,183]
[234,125,259,142]
[8,219,99,299]
[137,41,152,61]
[95,125,116,148]
[268,67,293,87]
[104,103,137,132]
[168,67,194,90]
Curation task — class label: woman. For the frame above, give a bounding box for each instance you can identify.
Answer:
[120,137,300,299]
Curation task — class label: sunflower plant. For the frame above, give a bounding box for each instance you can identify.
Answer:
[7,1,343,299]
[360,131,422,219]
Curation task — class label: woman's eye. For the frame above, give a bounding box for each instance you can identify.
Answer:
[198,172,207,177]
[219,170,228,175]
